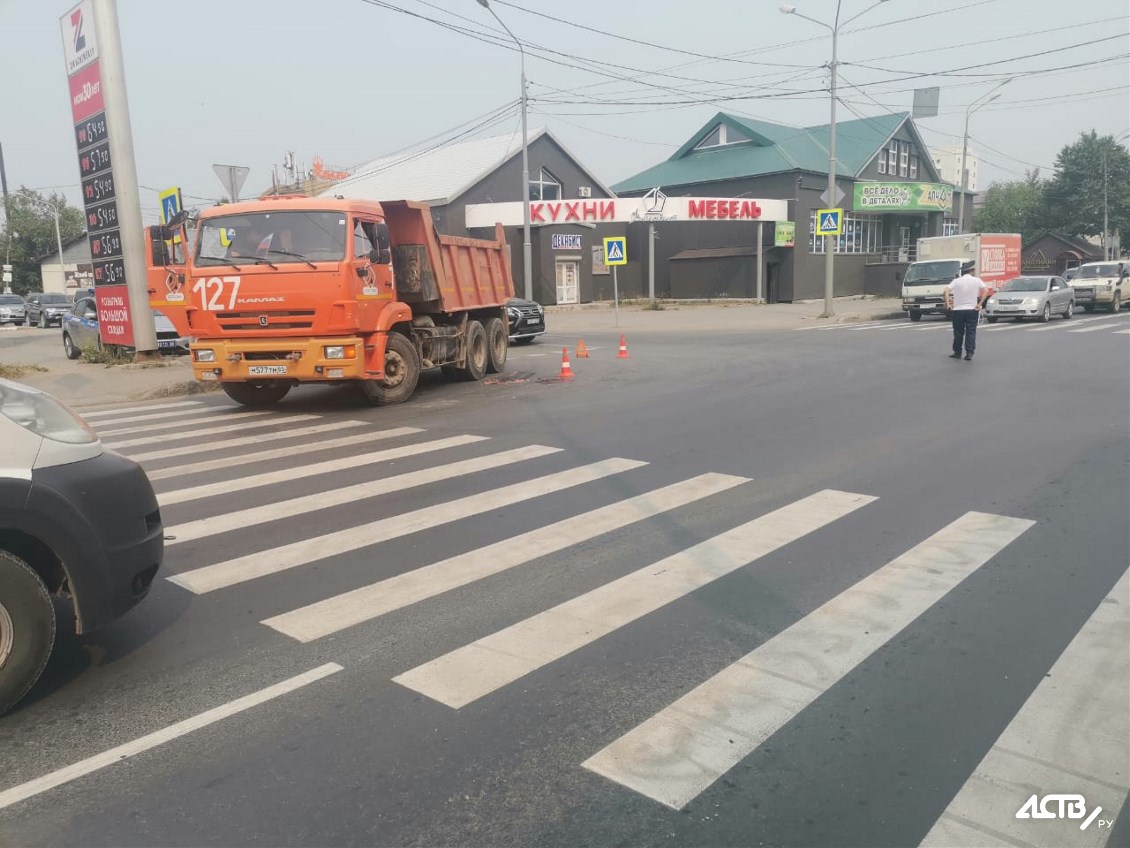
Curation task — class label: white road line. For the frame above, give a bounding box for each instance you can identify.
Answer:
[1116,328,1130,334]
[84,406,228,426]
[581,510,1035,811]
[919,569,1129,848]
[853,322,914,331]
[157,434,488,506]
[96,410,270,438]
[264,473,750,642]
[1027,315,1113,332]
[169,457,644,594]
[165,444,562,546]
[914,324,950,331]
[393,489,876,710]
[80,400,207,419]
[1069,319,1130,333]
[798,321,888,331]
[0,663,342,812]
[125,421,368,463]
[982,322,1024,331]
[103,415,320,449]
[145,426,417,481]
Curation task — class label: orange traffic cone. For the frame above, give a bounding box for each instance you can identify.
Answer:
[617,334,629,359]
[575,338,590,358]
[559,347,575,381]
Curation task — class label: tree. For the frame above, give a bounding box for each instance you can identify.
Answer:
[1043,131,1130,253]
[0,188,85,295]
[972,169,1048,238]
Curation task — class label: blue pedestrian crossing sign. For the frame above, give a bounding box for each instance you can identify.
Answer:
[815,208,843,236]
[158,187,184,244]
[603,236,627,266]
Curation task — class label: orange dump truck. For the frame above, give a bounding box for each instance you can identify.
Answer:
[150,197,514,406]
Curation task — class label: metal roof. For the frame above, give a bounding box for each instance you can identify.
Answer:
[614,111,919,194]
[319,127,614,206]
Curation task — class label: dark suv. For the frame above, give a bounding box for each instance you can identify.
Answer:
[24,292,72,328]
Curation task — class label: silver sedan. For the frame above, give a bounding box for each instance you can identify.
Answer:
[984,276,1074,323]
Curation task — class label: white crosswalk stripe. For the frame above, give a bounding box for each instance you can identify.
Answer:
[168,456,644,594]
[126,420,368,463]
[145,426,418,481]
[84,405,226,427]
[104,415,321,449]
[164,444,564,547]
[393,489,876,709]
[580,511,1034,810]
[96,410,271,438]
[157,434,489,506]
[1068,318,1130,333]
[919,568,1129,848]
[263,473,751,642]
[80,400,207,419]
[1026,315,1119,332]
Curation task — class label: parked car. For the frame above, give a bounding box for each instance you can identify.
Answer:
[1069,261,1129,312]
[24,292,72,328]
[62,297,191,359]
[0,378,163,713]
[507,297,546,344]
[984,275,1075,323]
[0,294,26,326]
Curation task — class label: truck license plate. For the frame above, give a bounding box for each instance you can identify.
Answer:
[248,365,288,376]
[157,340,176,348]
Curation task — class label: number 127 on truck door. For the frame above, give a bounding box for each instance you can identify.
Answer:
[192,276,242,310]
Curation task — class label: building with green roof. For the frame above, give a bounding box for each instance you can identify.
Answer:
[612,111,969,302]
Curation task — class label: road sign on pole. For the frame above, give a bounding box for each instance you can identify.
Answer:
[815,208,843,236]
[212,164,249,202]
[603,236,627,266]
[819,185,845,207]
[158,186,183,243]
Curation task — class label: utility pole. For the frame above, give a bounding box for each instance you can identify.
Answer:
[648,223,656,303]
[0,141,12,294]
[1102,147,1109,260]
[957,78,1012,234]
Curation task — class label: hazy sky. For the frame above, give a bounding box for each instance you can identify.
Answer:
[2,0,1127,224]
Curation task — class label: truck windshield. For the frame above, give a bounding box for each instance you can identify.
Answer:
[1076,264,1121,279]
[903,261,960,285]
[195,211,347,267]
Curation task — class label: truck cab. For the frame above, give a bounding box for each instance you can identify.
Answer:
[901,258,961,321]
[1069,261,1129,312]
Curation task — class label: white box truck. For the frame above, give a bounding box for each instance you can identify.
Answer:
[901,233,1022,321]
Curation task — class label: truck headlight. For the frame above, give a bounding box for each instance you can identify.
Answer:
[0,379,98,444]
[195,349,216,362]
[323,345,356,359]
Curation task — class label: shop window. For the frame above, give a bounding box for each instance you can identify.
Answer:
[909,155,919,179]
[943,218,960,236]
[529,167,562,201]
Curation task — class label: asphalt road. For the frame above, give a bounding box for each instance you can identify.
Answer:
[2,311,1128,847]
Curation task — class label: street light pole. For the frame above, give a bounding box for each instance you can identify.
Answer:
[956,78,1011,233]
[780,0,889,318]
[477,0,533,302]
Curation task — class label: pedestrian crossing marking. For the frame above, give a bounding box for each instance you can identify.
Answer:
[815,208,842,236]
[87,406,225,427]
[392,489,876,709]
[146,426,416,481]
[262,473,751,643]
[581,511,1034,810]
[126,420,369,463]
[167,457,645,594]
[165,445,564,548]
[96,410,271,438]
[920,568,1129,848]
[80,400,207,419]
[157,434,488,507]
[104,414,321,450]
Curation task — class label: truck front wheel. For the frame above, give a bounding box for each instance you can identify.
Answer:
[222,381,292,406]
[361,332,420,405]
[485,317,507,373]
[909,311,921,322]
[1110,293,1121,313]
[0,550,56,716]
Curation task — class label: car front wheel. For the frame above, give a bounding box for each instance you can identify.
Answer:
[62,332,81,360]
[1039,303,1052,323]
[1063,301,1073,319]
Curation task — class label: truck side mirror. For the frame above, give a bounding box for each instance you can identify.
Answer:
[369,247,391,264]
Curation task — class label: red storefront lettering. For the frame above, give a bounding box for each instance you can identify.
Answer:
[688,200,706,218]
[564,202,580,221]
[531,203,545,223]
[583,201,597,219]
[600,201,615,219]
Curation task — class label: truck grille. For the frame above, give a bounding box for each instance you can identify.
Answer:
[214,309,316,331]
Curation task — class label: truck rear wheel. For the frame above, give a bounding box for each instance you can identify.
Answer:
[463,320,488,381]
[361,332,420,405]
[909,311,921,322]
[222,381,292,407]
[485,317,507,373]
[0,550,56,716]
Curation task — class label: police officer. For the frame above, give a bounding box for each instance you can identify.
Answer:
[944,260,988,361]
